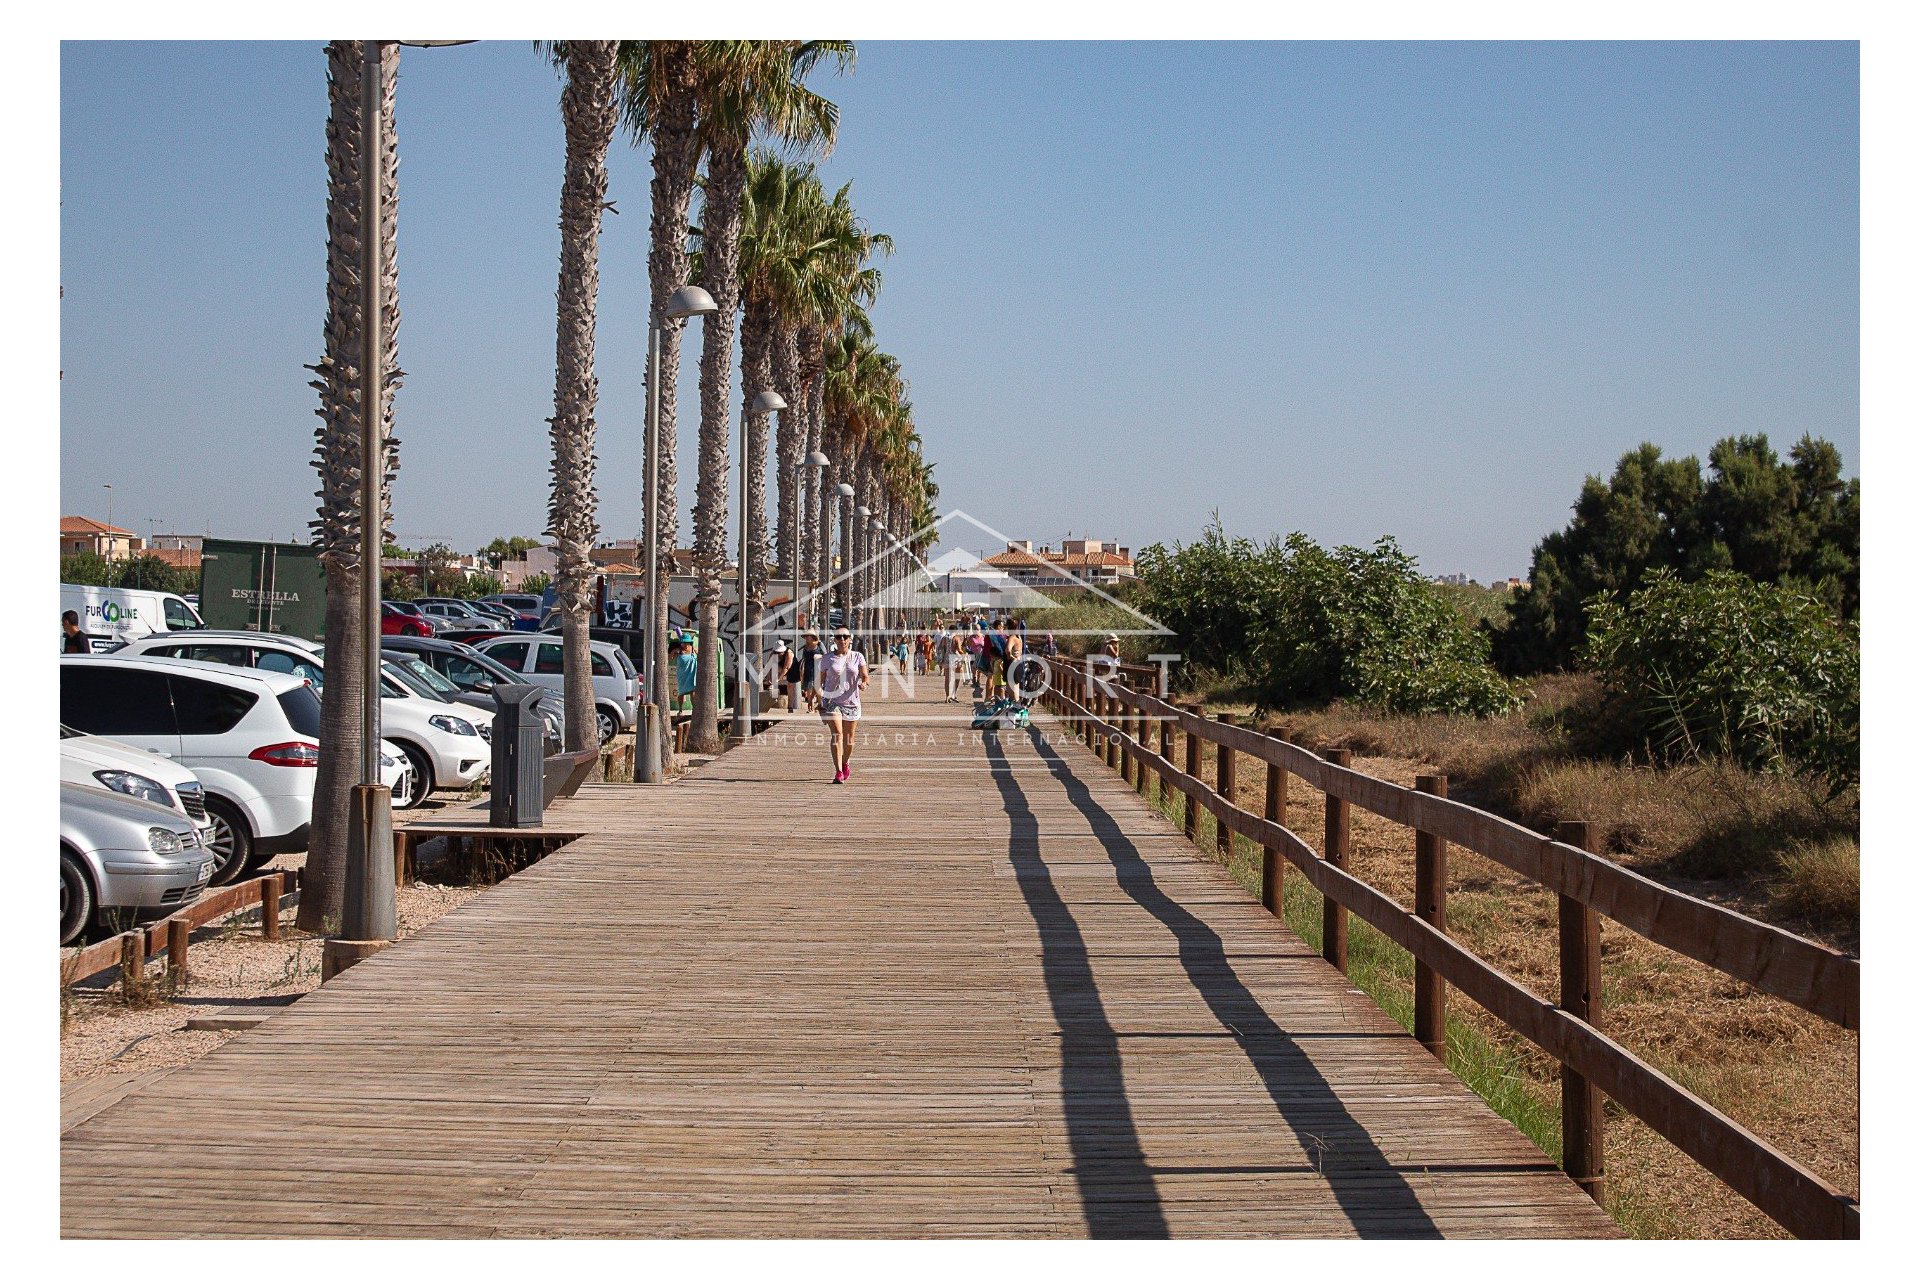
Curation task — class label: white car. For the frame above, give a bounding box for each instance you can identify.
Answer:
[59,655,410,884]
[471,634,640,745]
[61,782,216,945]
[61,725,215,841]
[117,632,494,809]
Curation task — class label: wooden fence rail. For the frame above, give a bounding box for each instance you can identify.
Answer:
[61,869,300,990]
[1039,657,1859,1240]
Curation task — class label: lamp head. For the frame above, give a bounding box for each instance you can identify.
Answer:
[837,483,856,499]
[664,285,718,320]
[751,390,788,414]
[856,505,871,519]
[802,451,830,468]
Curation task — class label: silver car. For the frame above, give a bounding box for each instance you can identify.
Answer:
[61,781,215,945]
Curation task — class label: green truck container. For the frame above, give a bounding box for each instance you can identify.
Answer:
[197,539,328,641]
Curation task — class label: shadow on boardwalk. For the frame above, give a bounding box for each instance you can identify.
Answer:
[986,728,1443,1239]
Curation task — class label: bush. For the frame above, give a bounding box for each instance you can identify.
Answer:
[1135,524,1522,717]
[1581,569,1858,793]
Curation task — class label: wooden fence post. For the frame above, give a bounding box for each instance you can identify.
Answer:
[1556,819,1606,1207]
[1214,713,1236,860]
[1261,728,1290,916]
[1128,702,1144,802]
[1414,774,1449,1060]
[1157,705,1175,807]
[119,930,145,1001]
[1182,704,1202,841]
[167,917,191,990]
[1105,690,1121,771]
[1322,747,1351,972]
[260,872,282,940]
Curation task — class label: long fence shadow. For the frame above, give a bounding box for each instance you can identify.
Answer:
[983,732,1169,1237]
[989,727,1444,1239]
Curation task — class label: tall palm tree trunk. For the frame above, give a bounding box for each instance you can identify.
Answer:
[773,326,801,613]
[302,40,400,934]
[739,300,775,667]
[689,139,748,753]
[800,328,828,605]
[547,41,619,754]
[643,43,700,775]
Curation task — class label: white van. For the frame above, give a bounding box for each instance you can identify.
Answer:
[61,583,204,651]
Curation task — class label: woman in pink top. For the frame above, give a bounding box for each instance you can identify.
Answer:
[817,627,869,783]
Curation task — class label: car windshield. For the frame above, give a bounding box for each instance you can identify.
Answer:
[387,655,463,700]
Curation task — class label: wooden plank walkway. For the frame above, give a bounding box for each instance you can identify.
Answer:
[61,689,1619,1238]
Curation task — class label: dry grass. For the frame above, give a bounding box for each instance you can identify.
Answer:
[1772,836,1859,924]
[1262,673,1858,952]
[1136,703,1858,1240]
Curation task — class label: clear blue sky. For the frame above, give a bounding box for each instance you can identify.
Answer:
[59,40,1858,580]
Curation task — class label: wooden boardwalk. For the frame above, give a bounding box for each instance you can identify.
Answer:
[61,689,1618,1238]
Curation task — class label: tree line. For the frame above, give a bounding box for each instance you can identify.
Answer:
[1130,432,1859,795]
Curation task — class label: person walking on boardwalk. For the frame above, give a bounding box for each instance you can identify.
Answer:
[1001,621,1024,701]
[62,609,90,654]
[819,625,869,783]
[938,623,961,701]
[797,630,825,711]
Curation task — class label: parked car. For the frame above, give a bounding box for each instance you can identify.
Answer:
[481,594,544,630]
[115,632,493,809]
[60,583,204,651]
[380,635,566,750]
[62,724,215,840]
[471,633,641,745]
[61,782,215,945]
[383,601,434,637]
[384,599,444,635]
[467,600,523,628]
[60,655,411,883]
[415,598,489,627]
[433,626,514,646]
[539,622,650,674]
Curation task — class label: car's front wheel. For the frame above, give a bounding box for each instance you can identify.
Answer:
[395,744,431,809]
[61,850,93,946]
[201,796,254,886]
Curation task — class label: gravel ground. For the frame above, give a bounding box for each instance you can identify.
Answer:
[61,838,485,1085]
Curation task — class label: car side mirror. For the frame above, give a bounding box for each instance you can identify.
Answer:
[473,680,495,694]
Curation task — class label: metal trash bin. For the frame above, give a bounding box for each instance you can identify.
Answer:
[489,684,548,829]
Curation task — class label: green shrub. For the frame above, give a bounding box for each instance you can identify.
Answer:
[1134,524,1522,717]
[1582,569,1858,793]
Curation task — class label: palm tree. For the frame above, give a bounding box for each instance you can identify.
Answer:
[685,41,851,753]
[543,41,620,753]
[615,40,700,775]
[301,41,399,933]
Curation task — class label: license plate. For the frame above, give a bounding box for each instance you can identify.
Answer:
[196,859,213,884]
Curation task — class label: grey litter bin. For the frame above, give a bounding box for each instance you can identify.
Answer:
[489,683,548,829]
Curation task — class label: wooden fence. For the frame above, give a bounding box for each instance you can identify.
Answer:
[1039,656,1859,1240]
[61,868,300,994]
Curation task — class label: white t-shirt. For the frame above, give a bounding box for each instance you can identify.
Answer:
[818,649,866,710]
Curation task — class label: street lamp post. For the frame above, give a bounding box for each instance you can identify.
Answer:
[101,483,114,580]
[793,450,829,710]
[733,390,787,742]
[641,284,719,781]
